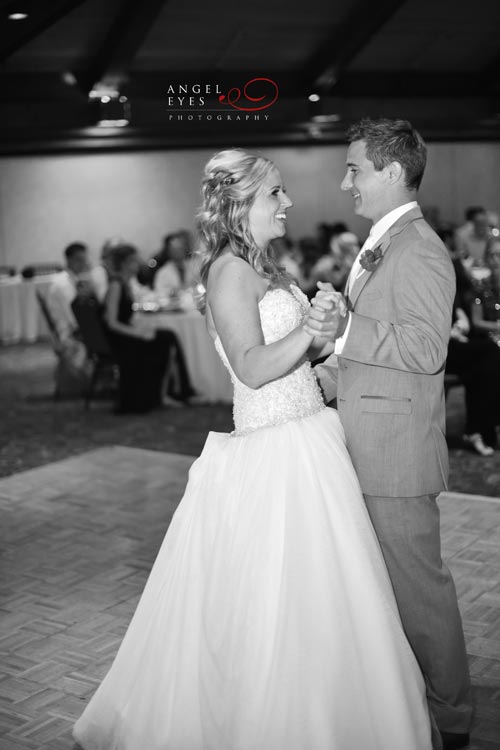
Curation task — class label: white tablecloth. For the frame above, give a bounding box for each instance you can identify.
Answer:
[0,275,59,344]
[137,310,233,404]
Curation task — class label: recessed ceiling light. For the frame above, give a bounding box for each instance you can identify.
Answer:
[97,119,129,128]
[62,71,77,86]
[308,93,320,103]
[8,12,28,20]
[312,114,341,123]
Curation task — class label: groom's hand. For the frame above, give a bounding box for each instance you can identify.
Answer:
[303,282,349,340]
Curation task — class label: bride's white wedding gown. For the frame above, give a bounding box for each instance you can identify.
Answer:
[73,286,432,750]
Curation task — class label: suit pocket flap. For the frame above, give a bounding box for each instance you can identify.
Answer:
[360,396,412,415]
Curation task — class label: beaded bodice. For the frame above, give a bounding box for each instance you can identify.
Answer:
[215,286,325,436]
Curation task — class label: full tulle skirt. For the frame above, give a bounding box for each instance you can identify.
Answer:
[73,407,432,750]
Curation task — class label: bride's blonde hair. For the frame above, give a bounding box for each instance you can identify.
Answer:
[197,149,292,286]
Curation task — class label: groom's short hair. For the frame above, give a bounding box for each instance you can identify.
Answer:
[347,118,427,190]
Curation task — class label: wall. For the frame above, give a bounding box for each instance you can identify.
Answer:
[0,142,499,268]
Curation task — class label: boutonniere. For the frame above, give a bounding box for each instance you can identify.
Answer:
[359,245,383,272]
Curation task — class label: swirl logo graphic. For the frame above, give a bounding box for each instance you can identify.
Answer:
[218,77,279,112]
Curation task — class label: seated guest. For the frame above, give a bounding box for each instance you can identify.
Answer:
[271,235,303,282]
[471,236,500,339]
[47,242,95,381]
[296,236,324,296]
[92,237,150,303]
[316,221,348,256]
[104,242,194,414]
[455,206,491,267]
[487,210,500,236]
[153,231,200,298]
[441,230,500,455]
[308,231,360,292]
[136,234,176,289]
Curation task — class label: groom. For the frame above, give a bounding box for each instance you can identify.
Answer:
[310,118,472,750]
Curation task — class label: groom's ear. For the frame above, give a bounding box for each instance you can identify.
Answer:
[386,160,404,185]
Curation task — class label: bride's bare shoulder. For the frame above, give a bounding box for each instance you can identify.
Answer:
[205,255,268,339]
[207,255,265,297]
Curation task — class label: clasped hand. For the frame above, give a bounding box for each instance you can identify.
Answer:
[303,282,348,340]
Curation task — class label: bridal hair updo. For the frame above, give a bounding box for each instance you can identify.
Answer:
[197,148,290,286]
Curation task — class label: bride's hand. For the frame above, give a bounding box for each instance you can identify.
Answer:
[303,283,348,340]
[312,282,347,316]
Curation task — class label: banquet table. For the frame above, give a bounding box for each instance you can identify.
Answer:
[0,274,59,344]
[136,309,233,404]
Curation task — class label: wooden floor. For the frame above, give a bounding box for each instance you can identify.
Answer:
[0,446,499,750]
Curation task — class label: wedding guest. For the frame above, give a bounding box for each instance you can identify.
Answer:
[455,206,491,266]
[316,221,348,256]
[103,243,194,414]
[89,239,115,302]
[46,242,95,380]
[153,231,200,298]
[137,233,178,288]
[440,230,500,455]
[297,236,325,296]
[306,231,360,293]
[91,237,150,303]
[271,235,303,281]
[487,210,499,236]
[471,236,500,336]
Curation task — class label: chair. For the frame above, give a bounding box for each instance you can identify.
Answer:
[71,295,118,409]
[22,263,63,279]
[36,290,66,400]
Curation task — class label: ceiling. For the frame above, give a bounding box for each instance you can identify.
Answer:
[0,0,499,154]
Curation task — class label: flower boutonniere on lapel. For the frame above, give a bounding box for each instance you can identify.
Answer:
[359,244,383,272]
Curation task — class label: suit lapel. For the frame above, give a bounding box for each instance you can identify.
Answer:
[348,206,423,309]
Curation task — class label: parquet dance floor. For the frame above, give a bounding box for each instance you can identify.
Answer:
[0,446,499,749]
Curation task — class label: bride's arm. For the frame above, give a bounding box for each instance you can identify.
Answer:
[308,338,336,360]
[208,258,314,389]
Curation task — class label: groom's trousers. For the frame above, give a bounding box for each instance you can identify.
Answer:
[363,493,473,735]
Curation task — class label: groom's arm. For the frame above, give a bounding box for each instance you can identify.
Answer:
[341,239,454,374]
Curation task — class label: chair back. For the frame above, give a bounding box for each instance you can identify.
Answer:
[71,296,113,358]
[36,290,62,346]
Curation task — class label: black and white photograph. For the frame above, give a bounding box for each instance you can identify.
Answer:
[0,0,499,748]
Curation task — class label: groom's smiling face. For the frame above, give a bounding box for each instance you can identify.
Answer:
[341,140,390,223]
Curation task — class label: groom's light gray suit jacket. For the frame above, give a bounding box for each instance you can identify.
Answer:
[316,207,455,498]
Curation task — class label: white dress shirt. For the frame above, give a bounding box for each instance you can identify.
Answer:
[335,202,419,354]
[46,270,79,342]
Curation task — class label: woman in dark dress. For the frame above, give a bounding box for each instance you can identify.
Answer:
[104,243,194,414]
[441,230,500,454]
[471,236,500,337]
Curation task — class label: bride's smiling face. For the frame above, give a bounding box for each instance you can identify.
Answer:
[248,168,293,250]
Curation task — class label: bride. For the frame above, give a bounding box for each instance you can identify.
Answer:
[73,149,434,750]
